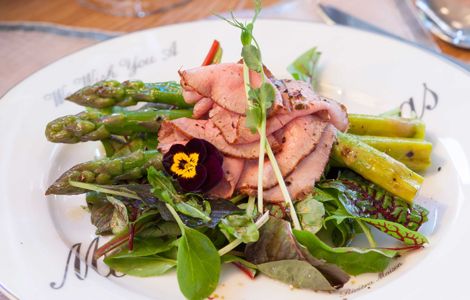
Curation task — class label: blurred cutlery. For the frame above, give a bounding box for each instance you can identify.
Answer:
[416,0,470,49]
[317,2,470,71]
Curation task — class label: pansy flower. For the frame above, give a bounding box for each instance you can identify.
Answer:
[162,138,224,192]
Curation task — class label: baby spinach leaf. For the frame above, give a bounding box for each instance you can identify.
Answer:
[295,196,325,234]
[109,237,178,259]
[175,201,210,222]
[177,226,221,300]
[102,234,179,277]
[258,260,334,291]
[219,214,259,243]
[294,230,397,275]
[245,217,349,289]
[163,203,221,300]
[104,255,176,277]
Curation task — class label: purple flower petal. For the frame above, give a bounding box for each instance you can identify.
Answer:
[166,143,186,156]
[202,140,223,164]
[178,164,207,192]
[186,138,207,161]
[200,153,224,191]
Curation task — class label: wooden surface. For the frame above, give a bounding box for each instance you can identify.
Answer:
[0,0,469,63]
[0,0,277,31]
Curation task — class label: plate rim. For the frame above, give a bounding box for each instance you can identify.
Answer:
[0,18,468,102]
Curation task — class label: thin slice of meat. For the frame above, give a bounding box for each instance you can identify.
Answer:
[158,118,281,159]
[179,63,282,115]
[208,157,245,199]
[275,80,348,132]
[262,124,336,203]
[192,97,213,119]
[157,121,190,154]
[182,89,203,104]
[206,80,348,145]
[209,105,242,144]
[237,116,328,190]
[235,99,343,144]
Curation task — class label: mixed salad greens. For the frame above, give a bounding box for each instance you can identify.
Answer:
[44,2,433,299]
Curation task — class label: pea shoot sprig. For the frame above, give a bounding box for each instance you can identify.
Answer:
[220,1,301,230]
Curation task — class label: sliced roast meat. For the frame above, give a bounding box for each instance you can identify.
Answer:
[205,80,348,144]
[208,156,245,199]
[179,63,282,115]
[192,97,213,119]
[235,97,344,144]
[163,63,347,201]
[209,105,242,144]
[158,118,281,159]
[275,80,348,132]
[208,99,346,145]
[157,121,190,154]
[182,88,203,104]
[237,116,328,190]
[262,124,336,203]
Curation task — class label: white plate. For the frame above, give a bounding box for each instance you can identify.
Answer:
[1,20,469,300]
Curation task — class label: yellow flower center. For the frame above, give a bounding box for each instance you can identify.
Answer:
[170,152,199,179]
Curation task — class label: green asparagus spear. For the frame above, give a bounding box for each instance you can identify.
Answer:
[354,135,432,172]
[67,80,192,109]
[101,133,159,158]
[46,150,162,195]
[348,114,425,139]
[332,132,424,203]
[45,108,192,143]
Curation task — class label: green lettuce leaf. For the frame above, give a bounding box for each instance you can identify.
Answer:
[294,230,397,275]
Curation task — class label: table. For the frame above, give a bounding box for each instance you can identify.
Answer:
[0,0,276,31]
[1,0,469,63]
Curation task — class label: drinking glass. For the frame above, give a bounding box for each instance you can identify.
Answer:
[77,0,192,17]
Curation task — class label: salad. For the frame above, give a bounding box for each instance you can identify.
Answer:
[45,2,432,299]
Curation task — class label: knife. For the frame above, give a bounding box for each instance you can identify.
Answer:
[318,3,438,49]
[317,3,470,72]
